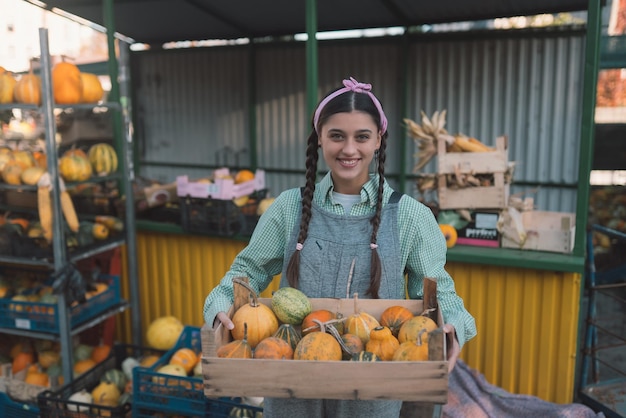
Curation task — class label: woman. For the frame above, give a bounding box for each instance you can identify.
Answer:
[203,77,477,418]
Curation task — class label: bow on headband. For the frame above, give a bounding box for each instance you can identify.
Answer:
[313,77,388,135]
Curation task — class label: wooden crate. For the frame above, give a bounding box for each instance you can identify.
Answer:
[500,209,576,253]
[201,279,448,403]
[437,136,509,209]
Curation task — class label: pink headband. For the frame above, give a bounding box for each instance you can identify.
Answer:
[313,77,388,135]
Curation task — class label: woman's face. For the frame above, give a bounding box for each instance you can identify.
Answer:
[318,111,381,194]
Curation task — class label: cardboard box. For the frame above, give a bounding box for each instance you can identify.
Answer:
[499,209,576,253]
[201,280,448,403]
[177,169,265,200]
[455,211,501,248]
[437,136,510,210]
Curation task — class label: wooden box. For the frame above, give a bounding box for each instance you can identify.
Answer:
[437,136,510,209]
[499,209,576,253]
[201,280,448,403]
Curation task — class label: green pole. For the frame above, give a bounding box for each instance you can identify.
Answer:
[397,33,410,194]
[573,0,602,256]
[248,43,258,169]
[305,0,318,117]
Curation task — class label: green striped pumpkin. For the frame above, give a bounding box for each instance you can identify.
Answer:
[271,287,312,325]
[100,368,127,391]
[350,351,382,362]
[88,143,118,176]
[273,323,302,350]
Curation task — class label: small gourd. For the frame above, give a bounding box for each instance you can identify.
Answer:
[169,347,198,374]
[68,389,93,412]
[100,368,127,392]
[121,356,140,380]
[273,323,302,351]
[231,278,279,349]
[350,351,382,362]
[397,315,438,344]
[91,381,121,407]
[379,305,414,337]
[392,329,430,361]
[217,323,253,359]
[340,333,364,360]
[365,326,400,361]
[343,293,380,344]
[253,336,294,360]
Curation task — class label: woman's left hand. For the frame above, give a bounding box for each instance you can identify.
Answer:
[443,324,460,373]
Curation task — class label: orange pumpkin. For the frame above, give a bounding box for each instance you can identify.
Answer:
[392,329,430,361]
[91,343,112,363]
[12,350,35,374]
[14,70,41,105]
[11,150,35,169]
[397,315,438,344]
[169,347,198,374]
[379,305,414,337]
[340,333,364,360]
[230,279,278,349]
[79,73,104,103]
[253,337,294,360]
[217,323,253,359]
[2,160,23,185]
[25,367,49,387]
[365,326,400,361]
[73,358,97,376]
[439,224,458,248]
[52,61,82,104]
[301,309,338,336]
[294,330,342,361]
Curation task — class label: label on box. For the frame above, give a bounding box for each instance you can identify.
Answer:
[456,211,500,248]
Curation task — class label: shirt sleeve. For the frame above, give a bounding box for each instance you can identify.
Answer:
[202,191,293,325]
[401,198,477,348]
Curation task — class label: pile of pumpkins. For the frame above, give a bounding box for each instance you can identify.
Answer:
[217,280,438,362]
[0,142,118,187]
[0,62,104,106]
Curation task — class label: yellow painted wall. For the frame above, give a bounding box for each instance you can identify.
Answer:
[117,232,581,404]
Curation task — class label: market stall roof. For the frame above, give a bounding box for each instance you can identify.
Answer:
[31,0,591,45]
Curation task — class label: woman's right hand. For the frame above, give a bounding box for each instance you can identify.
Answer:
[214,311,234,330]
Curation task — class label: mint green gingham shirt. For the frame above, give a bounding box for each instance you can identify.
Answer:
[203,172,477,348]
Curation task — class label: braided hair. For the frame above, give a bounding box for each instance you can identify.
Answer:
[285,88,389,298]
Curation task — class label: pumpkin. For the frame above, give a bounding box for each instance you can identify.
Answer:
[379,305,414,337]
[100,368,128,391]
[344,294,380,344]
[340,333,364,360]
[91,343,112,363]
[397,315,438,344]
[0,71,16,103]
[80,73,104,103]
[169,347,198,374]
[0,152,12,172]
[365,326,400,361]
[92,223,109,240]
[139,354,161,368]
[146,316,184,350]
[392,329,429,361]
[273,323,301,351]
[270,286,312,325]
[231,279,279,349]
[234,169,255,184]
[350,351,382,362]
[301,309,342,336]
[88,143,118,176]
[37,350,61,369]
[2,160,23,185]
[14,70,41,105]
[121,356,140,380]
[59,154,92,182]
[153,363,189,387]
[439,224,458,248]
[253,336,294,360]
[91,381,121,406]
[294,323,342,361]
[12,350,35,374]
[32,151,47,169]
[20,166,45,186]
[12,150,35,169]
[25,367,50,386]
[68,389,93,412]
[52,61,82,104]
[74,344,94,361]
[73,358,97,376]
[217,323,253,359]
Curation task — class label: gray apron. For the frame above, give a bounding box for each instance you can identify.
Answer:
[264,191,404,418]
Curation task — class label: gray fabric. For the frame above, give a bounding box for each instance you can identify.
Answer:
[265,193,404,418]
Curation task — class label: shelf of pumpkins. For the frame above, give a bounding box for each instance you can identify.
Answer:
[0,63,128,266]
[200,278,449,403]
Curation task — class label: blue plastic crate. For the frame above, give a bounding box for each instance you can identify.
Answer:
[0,391,40,418]
[37,344,164,418]
[0,274,121,333]
[132,325,208,416]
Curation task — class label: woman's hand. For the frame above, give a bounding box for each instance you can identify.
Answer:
[443,324,460,373]
[214,311,234,330]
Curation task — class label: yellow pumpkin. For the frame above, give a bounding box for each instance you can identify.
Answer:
[14,71,41,105]
[52,61,82,104]
[2,160,23,185]
[11,150,35,169]
[20,166,45,186]
[0,71,17,104]
[92,223,109,240]
[80,73,104,103]
[91,381,121,406]
[439,224,458,248]
[146,316,184,350]
[59,154,92,182]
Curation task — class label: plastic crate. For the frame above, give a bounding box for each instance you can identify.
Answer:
[132,326,208,416]
[0,274,122,333]
[179,189,267,238]
[37,344,164,418]
[133,396,263,417]
[0,391,40,418]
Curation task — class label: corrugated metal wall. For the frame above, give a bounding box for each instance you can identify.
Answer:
[133,28,586,212]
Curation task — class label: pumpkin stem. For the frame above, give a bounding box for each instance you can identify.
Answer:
[313,319,353,355]
[352,292,359,315]
[420,307,436,317]
[416,328,427,346]
[232,277,260,307]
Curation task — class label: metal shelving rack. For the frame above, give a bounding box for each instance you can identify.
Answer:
[0,27,140,385]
